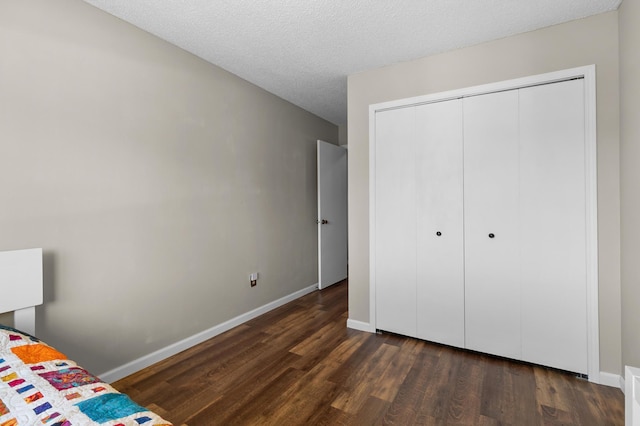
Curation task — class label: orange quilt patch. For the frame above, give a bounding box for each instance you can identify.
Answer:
[11,344,67,364]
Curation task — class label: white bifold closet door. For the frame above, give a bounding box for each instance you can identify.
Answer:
[519,79,588,374]
[374,107,417,337]
[463,80,588,374]
[463,90,521,360]
[374,77,589,376]
[415,100,465,347]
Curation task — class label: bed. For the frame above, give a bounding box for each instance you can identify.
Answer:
[0,249,172,426]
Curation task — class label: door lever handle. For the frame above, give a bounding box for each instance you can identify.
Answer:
[317,219,329,225]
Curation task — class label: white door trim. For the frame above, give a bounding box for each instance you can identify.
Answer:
[368,65,599,383]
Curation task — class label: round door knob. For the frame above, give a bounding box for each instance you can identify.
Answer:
[436,231,442,236]
[488,233,495,239]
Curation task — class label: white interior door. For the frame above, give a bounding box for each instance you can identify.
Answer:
[464,90,521,360]
[317,140,348,289]
[374,108,417,336]
[415,100,465,347]
[519,79,588,374]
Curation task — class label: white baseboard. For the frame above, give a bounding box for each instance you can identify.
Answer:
[598,371,623,389]
[99,283,318,383]
[346,318,375,333]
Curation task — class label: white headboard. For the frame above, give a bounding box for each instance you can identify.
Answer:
[0,248,43,335]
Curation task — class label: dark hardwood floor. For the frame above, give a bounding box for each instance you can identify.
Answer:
[113,280,624,425]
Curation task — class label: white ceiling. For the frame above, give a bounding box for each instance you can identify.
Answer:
[81,0,621,126]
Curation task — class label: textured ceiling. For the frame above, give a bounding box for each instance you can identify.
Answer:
[81,0,621,125]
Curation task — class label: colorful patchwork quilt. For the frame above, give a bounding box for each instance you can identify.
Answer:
[0,325,172,426]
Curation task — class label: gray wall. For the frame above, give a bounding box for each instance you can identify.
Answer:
[620,0,640,370]
[0,0,337,375]
[347,12,622,375]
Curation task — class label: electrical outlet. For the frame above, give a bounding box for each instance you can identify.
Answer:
[249,272,258,287]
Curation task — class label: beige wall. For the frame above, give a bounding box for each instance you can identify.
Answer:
[0,0,337,375]
[0,313,12,328]
[620,0,640,370]
[348,12,621,375]
[339,124,349,146]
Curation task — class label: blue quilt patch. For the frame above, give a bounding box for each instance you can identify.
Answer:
[76,393,147,423]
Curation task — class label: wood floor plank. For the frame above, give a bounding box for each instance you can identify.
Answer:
[446,359,484,424]
[305,405,354,426]
[289,319,346,356]
[112,280,624,425]
[508,361,540,426]
[415,346,462,423]
[534,367,574,413]
[479,357,521,424]
[383,349,440,425]
[249,367,338,425]
[540,404,576,425]
[325,333,385,385]
[600,385,626,422]
[157,344,268,412]
[187,366,305,425]
[352,396,391,426]
[370,338,423,403]
[290,328,369,375]
[330,342,399,414]
[183,351,302,425]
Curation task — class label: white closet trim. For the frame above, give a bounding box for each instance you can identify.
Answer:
[368,65,599,383]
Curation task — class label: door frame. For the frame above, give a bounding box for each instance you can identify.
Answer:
[367,65,599,382]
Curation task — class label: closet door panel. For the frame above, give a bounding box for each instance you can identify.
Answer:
[463,91,521,360]
[519,80,588,374]
[415,100,465,347]
[374,108,417,336]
